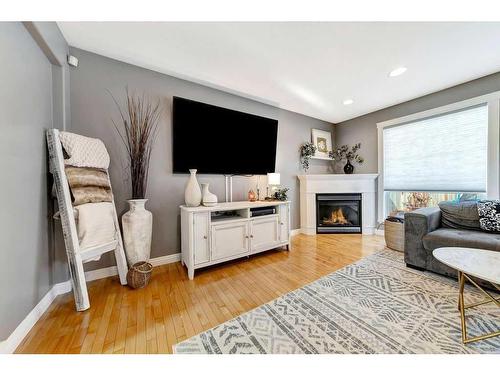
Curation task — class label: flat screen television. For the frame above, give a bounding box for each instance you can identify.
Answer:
[172,97,279,174]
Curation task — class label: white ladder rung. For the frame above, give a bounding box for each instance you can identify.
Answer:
[80,240,118,262]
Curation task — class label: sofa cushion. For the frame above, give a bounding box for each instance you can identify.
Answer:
[423,228,500,252]
[438,200,480,231]
[477,200,500,232]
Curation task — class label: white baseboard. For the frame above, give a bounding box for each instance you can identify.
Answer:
[375,229,385,236]
[148,253,181,267]
[0,279,71,354]
[54,280,72,295]
[84,252,181,281]
[290,228,301,236]
[300,227,316,235]
[0,252,181,354]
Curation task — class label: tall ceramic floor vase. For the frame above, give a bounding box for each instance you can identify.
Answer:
[185,169,202,207]
[122,199,153,266]
[201,183,218,207]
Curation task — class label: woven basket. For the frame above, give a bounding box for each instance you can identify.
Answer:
[384,219,405,252]
[127,261,153,289]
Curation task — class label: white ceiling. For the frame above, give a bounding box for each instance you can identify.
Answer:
[58,22,500,123]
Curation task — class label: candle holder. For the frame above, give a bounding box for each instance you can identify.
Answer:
[248,189,257,202]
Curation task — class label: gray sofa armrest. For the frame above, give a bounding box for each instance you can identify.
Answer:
[404,207,442,269]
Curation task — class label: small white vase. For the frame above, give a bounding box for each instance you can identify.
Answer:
[184,169,202,207]
[122,199,153,266]
[201,183,218,207]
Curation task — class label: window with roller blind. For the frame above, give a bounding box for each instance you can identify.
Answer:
[382,104,488,218]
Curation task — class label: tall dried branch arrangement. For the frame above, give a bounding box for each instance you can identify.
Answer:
[110,89,162,199]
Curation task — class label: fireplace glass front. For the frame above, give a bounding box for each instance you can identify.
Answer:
[316,193,362,233]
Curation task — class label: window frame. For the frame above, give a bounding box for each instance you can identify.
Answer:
[376,93,500,224]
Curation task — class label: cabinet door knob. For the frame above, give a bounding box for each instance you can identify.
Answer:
[250,234,254,238]
[203,235,207,239]
[280,222,284,225]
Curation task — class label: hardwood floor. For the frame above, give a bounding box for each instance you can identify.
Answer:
[15,234,385,354]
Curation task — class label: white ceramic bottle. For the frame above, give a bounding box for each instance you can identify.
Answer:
[201,183,218,207]
[184,169,202,207]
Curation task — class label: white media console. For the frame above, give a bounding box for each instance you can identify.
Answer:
[180,200,291,279]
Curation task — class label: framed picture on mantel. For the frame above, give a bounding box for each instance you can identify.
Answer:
[311,129,332,159]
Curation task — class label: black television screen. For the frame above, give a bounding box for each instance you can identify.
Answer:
[172,97,278,174]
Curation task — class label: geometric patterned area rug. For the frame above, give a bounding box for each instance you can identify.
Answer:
[174,249,499,354]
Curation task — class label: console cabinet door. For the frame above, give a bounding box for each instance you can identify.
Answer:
[279,204,290,242]
[193,212,210,265]
[250,215,279,253]
[211,221,249,261]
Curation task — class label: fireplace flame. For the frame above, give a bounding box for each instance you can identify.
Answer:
[323,208,350,225]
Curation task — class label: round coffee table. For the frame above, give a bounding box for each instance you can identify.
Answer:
[433,247,500,344]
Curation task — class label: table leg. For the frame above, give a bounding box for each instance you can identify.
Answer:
[457,271,500,344]
[458,271,467,343]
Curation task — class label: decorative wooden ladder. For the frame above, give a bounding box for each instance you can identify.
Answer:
[46,128,128,311]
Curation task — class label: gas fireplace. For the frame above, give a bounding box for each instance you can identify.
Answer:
[316,193,362,233]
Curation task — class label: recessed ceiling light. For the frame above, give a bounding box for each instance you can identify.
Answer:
[389,66,407,77]
[343,99,354,105]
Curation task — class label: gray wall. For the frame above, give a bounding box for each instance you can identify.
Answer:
[25,22,73,285]
[335,71,500,173]
[69,47,333,272]
[0,22,69,341]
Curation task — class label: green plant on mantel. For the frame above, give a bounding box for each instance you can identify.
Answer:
[329,143,365,164]
[300,142,317,172]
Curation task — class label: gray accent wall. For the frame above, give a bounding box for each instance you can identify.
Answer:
[26,22,73,286]
[69,47,333,272]
[0,22,69,341]
[335,71,500,173]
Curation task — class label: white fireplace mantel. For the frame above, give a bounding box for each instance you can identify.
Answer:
[297,174,379,235]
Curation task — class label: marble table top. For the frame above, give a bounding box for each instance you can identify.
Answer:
[433,247,500,285]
